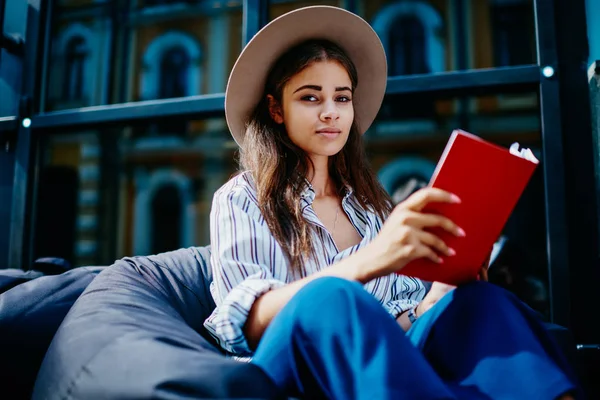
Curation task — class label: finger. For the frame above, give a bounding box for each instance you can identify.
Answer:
[419,245,444,264]
[401,241,443,265]
[400,187,461,212]
[401,211,465,237]
[416,230,455,257]
[481,248,492,268]
[479,267,489,282]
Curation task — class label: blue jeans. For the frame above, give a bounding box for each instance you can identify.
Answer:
[252,277,579,399]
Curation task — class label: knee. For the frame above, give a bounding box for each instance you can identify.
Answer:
[452,281,518,314]
[292,276,365,311]
[284,277,369,333]
[302,276,361,294]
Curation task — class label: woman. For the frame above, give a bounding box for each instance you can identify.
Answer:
[204,6,579,399]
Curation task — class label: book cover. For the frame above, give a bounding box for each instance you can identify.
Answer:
[398,129,539,285]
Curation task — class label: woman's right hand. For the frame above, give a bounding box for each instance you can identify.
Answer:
[364,188,466,280]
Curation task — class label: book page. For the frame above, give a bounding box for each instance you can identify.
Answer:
[509,143,539,164]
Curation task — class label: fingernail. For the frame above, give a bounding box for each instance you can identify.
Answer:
[448,248,456,256]
[457,228,466,237]
[437,257,444,264]
[451,194,461,203]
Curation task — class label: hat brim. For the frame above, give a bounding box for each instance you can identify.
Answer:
[225,6,387,148]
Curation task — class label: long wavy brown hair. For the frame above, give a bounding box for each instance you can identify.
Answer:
[239,39,392,276]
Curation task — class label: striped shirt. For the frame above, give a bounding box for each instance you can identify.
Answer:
[204,171,426,356]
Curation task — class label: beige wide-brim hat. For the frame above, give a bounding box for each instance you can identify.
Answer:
[225,5,388,148]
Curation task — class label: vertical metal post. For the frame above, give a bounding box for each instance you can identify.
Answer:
[585,61,600,397]
[0,0,15,267]
[8,0,45,269]
[533,0,571,330]
[117,1,131,104]
[107,0,123,104]
[242,0,268,47]
[454,0,470,130]
[535,0,600,345]
[551,0,600,344]
[590,60,600,243]
[0,0,6,65]
[36,0,51,113]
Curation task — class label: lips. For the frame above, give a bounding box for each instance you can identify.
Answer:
[316,127,342,141]
[316,129,341,139]
[316,128,342,134]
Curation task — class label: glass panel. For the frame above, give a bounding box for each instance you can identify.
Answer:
[35,116,236,268]
[270,0,536,75]
[33,90,547,317]
[45,0,243,111]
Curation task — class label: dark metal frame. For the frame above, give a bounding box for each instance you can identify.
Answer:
[243,0,268,45]
[8,0,45,269]
[28,65,541,131]
[2,0,598,346]
[31,94,227,130]
[544,0,600,344]
[533,0,572,332]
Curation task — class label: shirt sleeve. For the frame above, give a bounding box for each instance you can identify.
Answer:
[204,184,286,355]
[382,274,427,319]
[383,297,420,319]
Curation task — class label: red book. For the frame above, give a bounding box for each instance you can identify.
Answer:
[398,129,539,285]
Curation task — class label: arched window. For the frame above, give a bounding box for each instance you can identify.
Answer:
[389,15,429,76]
[157,47,190,133]
[375,4,439,118]
[133,169,195,256]
[140,31,202,101]
[150,184,181,254]
[372,2,445,76]
[159,46,190,99]
[63,36,87,100]
[54,23,99,108]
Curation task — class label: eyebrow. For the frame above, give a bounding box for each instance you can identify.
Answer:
[293,85,353,93]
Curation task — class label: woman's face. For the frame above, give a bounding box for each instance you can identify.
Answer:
[270,60,354,160]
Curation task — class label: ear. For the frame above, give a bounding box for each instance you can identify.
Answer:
[267,95,284,124]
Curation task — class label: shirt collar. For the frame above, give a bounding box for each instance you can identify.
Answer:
[300,178,354,203]
[300,179,316,202]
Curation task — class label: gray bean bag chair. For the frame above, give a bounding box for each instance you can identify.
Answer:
[0,266,103,399]
[32,247,281,399]
[0,245,577,399]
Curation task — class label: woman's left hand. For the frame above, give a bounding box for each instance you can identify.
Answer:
[415,249,492,317]
[415,281,455,317]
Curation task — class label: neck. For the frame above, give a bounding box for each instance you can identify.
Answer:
[307,155,335,197]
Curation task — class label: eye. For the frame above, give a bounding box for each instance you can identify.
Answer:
[336,96,352,103]
[301,95,318,102]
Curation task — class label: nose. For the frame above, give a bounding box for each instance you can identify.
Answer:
[320,100,339,122]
